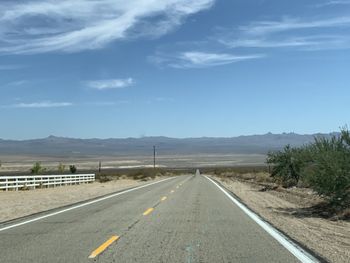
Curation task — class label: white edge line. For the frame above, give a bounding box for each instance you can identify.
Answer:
[204,176,319,263]
[0,177,176,232]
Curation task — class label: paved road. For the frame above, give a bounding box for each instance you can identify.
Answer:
[0,174,305,263]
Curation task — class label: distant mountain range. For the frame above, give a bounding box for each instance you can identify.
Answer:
[0,133,338,157]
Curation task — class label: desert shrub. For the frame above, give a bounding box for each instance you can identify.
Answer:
[99,175,111,183]
[267,145,310,187]
[306,131,350,206]
[267,128,350,207]
[58,163,66,173]
[129,168,164,180]
[69,165,77,174]
[30,162,45,174]
[254,172,274,183]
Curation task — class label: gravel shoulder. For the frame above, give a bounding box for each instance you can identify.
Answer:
[0,177,166,223]
[212,175,350,263]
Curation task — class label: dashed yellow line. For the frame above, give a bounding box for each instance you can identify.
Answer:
[161,196,167,201]
[143,207,154,216]
[89,235,119,259]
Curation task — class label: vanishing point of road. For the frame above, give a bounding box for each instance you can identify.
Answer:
[0,173,316,263]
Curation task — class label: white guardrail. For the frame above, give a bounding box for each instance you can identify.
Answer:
[0,174,95,191]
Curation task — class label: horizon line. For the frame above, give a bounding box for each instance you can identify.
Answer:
[0,131,340,141]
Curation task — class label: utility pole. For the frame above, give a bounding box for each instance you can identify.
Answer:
[153,145,156,169]
[98,161,101,173]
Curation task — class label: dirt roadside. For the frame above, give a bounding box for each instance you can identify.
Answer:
[212,175,350,263]
[0,177,168,223]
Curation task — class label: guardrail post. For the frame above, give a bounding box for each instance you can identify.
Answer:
[5,178,8,191]
[16,178,18,191]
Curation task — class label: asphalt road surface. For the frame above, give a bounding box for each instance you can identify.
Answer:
[0,174,312,263]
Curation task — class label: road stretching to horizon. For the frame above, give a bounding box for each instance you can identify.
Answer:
[0,173,314,263]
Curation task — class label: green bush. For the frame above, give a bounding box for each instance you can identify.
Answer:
[58,163,66,173]
[306,131,350,206]
[30,162,45,174]
[267,145,310,187]
[69,165,77,174]
[267,128,350,207]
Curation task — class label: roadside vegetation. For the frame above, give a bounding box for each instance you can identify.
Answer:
[58,163,65,173]
[202,166,275,185]
[69,165,77,174]
[206,128,349,218]
[28,162,77,174]
[30,162,46,174]
[267,128,350,209]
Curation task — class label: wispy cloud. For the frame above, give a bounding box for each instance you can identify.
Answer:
[154,97,173,102]
[0,64,24,70]
[221,35,350,50]
[218,16,350,50]
[87,101,130,106]
[315,1,350,7]
[86,78,134,90]
[151,51,263,68]
[0,0,215,54]
[10,101,73,108]
[5,80,28,86]
[145,97,174,104]
[238,16,350,36]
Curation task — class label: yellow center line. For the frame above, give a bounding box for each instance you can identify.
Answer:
[161,196,167,201]
[143,207,154,216]
[88,235,119,259]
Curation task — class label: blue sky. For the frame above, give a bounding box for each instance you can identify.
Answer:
[0,0,349,139]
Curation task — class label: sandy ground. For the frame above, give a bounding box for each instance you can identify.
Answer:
[0,178,162,223]
[213,176,350,263]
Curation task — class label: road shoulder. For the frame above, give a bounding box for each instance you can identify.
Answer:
[211,175,350,263]
[0,177,169,223]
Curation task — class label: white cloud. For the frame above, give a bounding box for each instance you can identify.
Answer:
[218,16,350,50]
[0,0,215,54]
[316,1,350,7]
[11,101,73,108]
[178,51,263,67]
[154,97,173,102]
[221,35,350,50]
[149,15,350,69]
[239,16,350,36]
[152,51,263,68]
[87,100,130,106]
[6,80,28,86]
[86,78,134,90]
[0,65,24,70]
